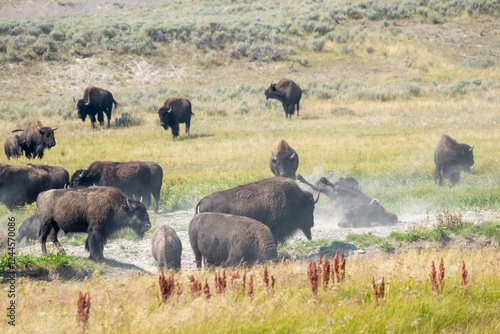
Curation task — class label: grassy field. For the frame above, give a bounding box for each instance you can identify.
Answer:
[0,0,499,332]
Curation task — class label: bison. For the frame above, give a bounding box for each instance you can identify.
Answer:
[270,140,299,180]
[157,97,194,140]
[189,212,278,268]
[297,174,398,228]
[0,165,51,210]
[76,86,117,128]
[265,79,304,118]
[15,214,72,247]
[37,186,151,262]
[12,120,57,159]
[29,164,69,189]
[70,161,151,203]
[434,134,474,187]
[151,225,182,270]
[196,177,321,244]
[131,161,163,213]
[4,134,23,160]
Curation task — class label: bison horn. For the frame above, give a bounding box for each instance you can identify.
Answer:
[370,198,379,205]
[470,146,474,151]
[73,97,76,103]
[289,151,295,159]
[127,198,137,211]
[139,196,143,203]
[53,127,58,131]
[84,99,90,106]
[313,188,321,204]
[79,172,84,178]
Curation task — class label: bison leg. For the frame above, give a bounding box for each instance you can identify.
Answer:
[434,167,443,186]
[152,191,160,214]
[450,171,461,187]
[97,110,105,127]
[39,220,54,255]
[296,102,300,118]
[193,246,202,269]
[87,234,105,262]
[49,225,65,255]
[89,114,97,129]
[185,120,190,136]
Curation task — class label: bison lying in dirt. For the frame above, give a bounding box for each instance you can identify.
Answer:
[4,134,23,160]
[12,120,57,159]
[189,213,278,268]
[70,161,151,204]
[297,174,398,228]
[196,177,320,244]
[270,139,299,180]
[15,214,72,247]
[158,97,194,140]
[37,186,151,262]
[0,165,51,210]
[265,79,304,118]
[151,225,182,270]
[76,86,117,128]
[434,134,474,187]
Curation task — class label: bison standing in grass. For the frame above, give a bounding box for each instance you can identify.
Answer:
[196,177,320,244]
[189,213,278,268]
[12,120,57,159]
[434,134,474,187]
[265,79,304,118]
[76,86,117,128]
[158,97,194,140]
[37,186,151,262]
[151,225,182,270]
[270,139,299,180]
[4,134,23,160]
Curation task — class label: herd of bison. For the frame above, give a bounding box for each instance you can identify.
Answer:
[0,81,476,270]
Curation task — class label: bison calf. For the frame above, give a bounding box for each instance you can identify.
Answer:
[151,225,182,270]
[158,97,194,140]
[265,79,304,118]
[189,213,277,268]
[37,186,151,262]
[270,139,299,179]
[4,134,23,160]
[15,214,72,247]
[434,134,474,187]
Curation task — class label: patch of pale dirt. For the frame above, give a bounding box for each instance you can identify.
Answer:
[16,208,500,278]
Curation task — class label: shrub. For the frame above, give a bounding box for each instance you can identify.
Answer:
[310,39,325,51]
[114,112,144,128]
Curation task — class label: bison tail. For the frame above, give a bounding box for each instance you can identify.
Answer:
[195,201,201,214]
[301,89,309,94]
[11,129,23,133]
[113,98,118,109]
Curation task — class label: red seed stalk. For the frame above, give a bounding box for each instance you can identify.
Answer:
[333,251,340,283]
[307,260,319,299]
[438,257,445,293]
[204,278,210,300]
[429,261,439,292]
[372,277,384,304]
[461,261,468,287]
[270,275,275,293]
[188,275,202,298]
[159,271,175,303]
[322,259,331,290]
[77,291,91,332]
[248,274,254,299]
[263,265,269,288]
[242,269,247,295]
[340,250,346,281]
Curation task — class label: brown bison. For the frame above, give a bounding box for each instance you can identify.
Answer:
[189,213,278,268]
[151,225,182,270]
[15,214,72,247]
[297,174,398,228]
[76,86,117,128]
[265,79,304,118]
[0,165,51,210]
[270,140,299,180]
[434,134,474,187]
[196,177,321,244]
[157,97,194,140]
[37,186,151,262]
[70,161,151,203]
[4,134,23,160]
[29,164,69,189]
[11,120,57,159]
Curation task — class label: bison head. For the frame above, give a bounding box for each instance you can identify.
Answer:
[69,169,88,188]
[39,126,57,149]
[76,99,90,121]
[125,198,151,238]
[461,145,474,172]
[157,107,172,130]
[271,150,297,179]
[264,82,277,100]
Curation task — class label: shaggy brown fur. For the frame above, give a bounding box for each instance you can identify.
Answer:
[29,164,69,189]
[76,86,117,128]
[4,134,23,159]
[189,213,278,268]
[131,161,163,213]
[434,134,474,187]
[157,97,194,140]
[70,161,151,203]
[12,120,57,159]
[0,165,51,210]
[15,214,72,247]
[270,139,299,180]
[37,186,151,262]
[196,177,320,244]
[151,225,182,270]
[265,79,304,118]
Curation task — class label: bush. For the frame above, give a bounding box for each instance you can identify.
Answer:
[114,113,144,128]
[310,39,325,51]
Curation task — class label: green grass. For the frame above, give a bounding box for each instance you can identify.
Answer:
[0,252,99,273]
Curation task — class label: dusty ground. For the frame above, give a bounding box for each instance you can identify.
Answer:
[16,207,499,277]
